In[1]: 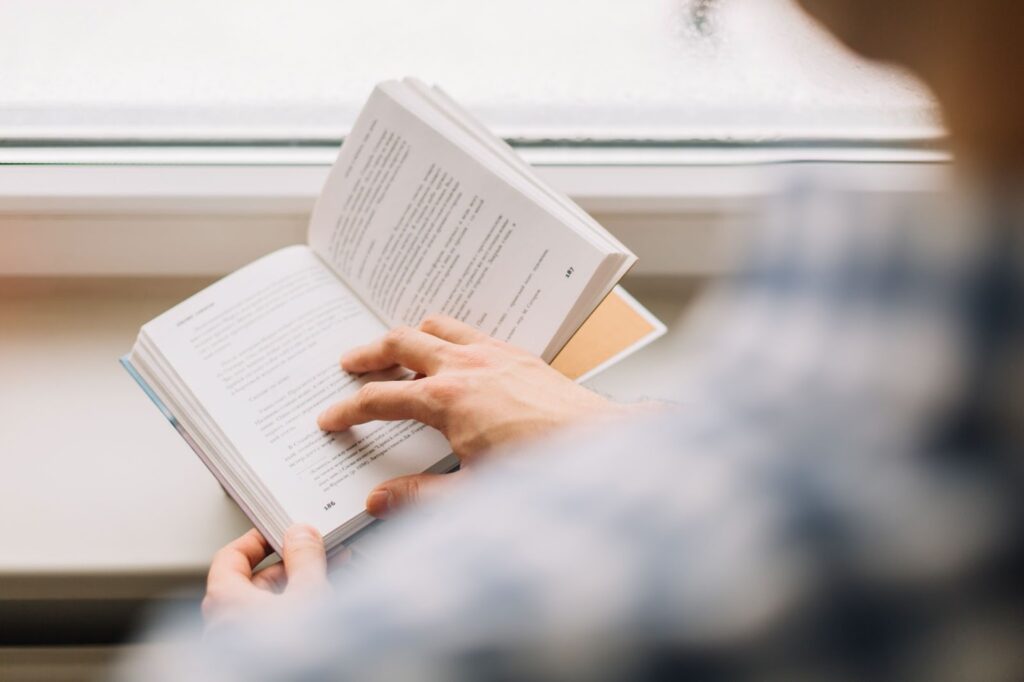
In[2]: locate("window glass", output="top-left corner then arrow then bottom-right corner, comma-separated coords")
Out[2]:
0,0 -> 938,144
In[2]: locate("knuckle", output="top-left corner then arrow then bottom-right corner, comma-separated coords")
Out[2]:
403,477 -> 421,504
425,376 -> 463,406
384,326 -> 412,350
449,433 -> 471,457
356,383 -> 381,409
452,345 -> 490,368
210,548 -> 230,567
420,314 -> 445,333
287,537 -> 318,554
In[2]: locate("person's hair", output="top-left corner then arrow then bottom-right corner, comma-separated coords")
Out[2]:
797,0 -> 1024,169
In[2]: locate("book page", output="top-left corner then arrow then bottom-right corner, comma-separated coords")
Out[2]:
141,246 -> 451,533
307,84 -> 610,360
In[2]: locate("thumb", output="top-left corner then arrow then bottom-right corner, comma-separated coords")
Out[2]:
365,472 -> 462,518
282,524 -> 327,594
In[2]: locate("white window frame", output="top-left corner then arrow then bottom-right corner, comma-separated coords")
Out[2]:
0,145 -> 949,278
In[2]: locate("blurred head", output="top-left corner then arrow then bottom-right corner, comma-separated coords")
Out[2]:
796,0 -> 1024,169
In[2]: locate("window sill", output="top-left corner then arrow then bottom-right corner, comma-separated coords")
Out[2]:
0,150 -> 949,277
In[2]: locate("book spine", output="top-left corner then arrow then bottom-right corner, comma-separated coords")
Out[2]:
118,356 -> 285,556
120,355 -> 178,425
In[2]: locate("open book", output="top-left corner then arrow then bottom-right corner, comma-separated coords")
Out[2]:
123,78 -> 665,555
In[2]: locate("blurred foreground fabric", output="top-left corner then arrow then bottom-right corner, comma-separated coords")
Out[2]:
121,170 -> 1023,681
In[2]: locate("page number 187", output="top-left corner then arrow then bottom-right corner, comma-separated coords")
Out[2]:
565,266 -> 574,279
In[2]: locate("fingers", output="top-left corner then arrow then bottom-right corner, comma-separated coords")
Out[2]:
419,315 -> 489,344
250,563 -> 287,593
208,528 -> 273,588
342,326 -> 451,375
365,471 -> 463,518
250,533 -> 347,593
341,318 -> 492,375
318,379 -> 434,431
282,524 -> 328,594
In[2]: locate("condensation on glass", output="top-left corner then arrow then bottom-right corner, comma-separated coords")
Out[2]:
0,0 -> 938,143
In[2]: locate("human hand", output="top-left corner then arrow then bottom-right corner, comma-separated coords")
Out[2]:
201,525 -> 336,631
317,315 -> 629,518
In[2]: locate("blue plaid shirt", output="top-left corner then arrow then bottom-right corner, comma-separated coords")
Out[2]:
124,170 -> 1024,681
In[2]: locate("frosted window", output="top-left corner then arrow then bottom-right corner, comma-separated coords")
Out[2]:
0,0 -> 939,143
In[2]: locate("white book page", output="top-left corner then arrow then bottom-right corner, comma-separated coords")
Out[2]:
141,246 -> 451,534
308,84 -> 608,360
407,78 -> 634,260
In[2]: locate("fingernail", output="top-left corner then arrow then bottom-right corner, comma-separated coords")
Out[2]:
367,489 -> 392,515
286,524 -> 318,544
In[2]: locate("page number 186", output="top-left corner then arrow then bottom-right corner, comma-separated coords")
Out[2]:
565,266 -> 574,279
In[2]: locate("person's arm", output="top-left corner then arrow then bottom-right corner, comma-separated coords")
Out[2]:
317,314 -> 642,517
122,408 -> 820,682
